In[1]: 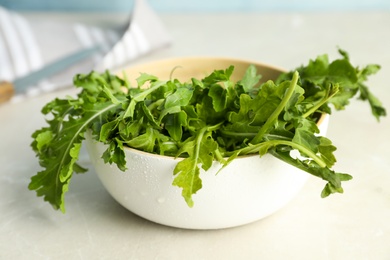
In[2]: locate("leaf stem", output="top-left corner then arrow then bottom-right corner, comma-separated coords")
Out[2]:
271,140 -> 326,167
214,148 -> 226,164
206,121 -> 224,132
219,129 -> 257,138
55,102 -> 120,212
302,83 -> 339,118
285,83 -> 339,132
251,71 -> 299,144
236,139 -> 327,168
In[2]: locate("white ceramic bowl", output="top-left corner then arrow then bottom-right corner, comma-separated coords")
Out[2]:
85,57 -> 329,229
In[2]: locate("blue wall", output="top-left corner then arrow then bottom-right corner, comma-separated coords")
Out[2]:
1,0 -> 389,12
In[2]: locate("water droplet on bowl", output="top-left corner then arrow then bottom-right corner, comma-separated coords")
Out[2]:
139,190 -> 148,196
157,197 -> 165,203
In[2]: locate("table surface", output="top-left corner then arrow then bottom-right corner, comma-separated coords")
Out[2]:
1,11 -> 390,260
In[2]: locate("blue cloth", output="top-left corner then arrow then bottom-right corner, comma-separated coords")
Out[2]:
1,0 -> 389,12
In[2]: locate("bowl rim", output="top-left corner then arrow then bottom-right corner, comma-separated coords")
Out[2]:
124,55 -> 288,77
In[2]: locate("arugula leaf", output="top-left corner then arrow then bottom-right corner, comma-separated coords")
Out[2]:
173,130 -> 204,207
361,89 -> 386,119
165,111 -> 187,142
173,127 -> 219,206
208,84 -> 228,112
102,138 -> 127,171
33,130 -> 53,153
251,71 -> 300,144
292,123 -> 320,154
277,48 -> 386,119
30,49 -> 386,212
317,137 -> 337,168
238,64 -> 262,92
203,66 -> 234,84
269,149 -> 352,198
125,127 -> 159,153
30,100 -> 119,212
123,79 -> 167,118
165,86 -> 193,109
173,157 -> 201,207
136,73 -> 158,86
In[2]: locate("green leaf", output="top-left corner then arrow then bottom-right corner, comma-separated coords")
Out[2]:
34,130 -> 53,153
356,63 -> 386,120
102,85 -> 121,104
191,78 -> 204,89
100,120 -> 119,143
158,106 -> 182,123
328,59 -> 358,84
252,80 -> 285,124
175,136 -> 196,158
292,127 -> 320,154
30,48 -> 385,212
337,48 -> 350,60
165,111 -> 187,141
302,54 -> 329,84
59,142 -> 83,182
141,102 -> 160,128
118,118 -> 143,140
29,98 -> 119,212
258,142 -> 274,157
291,118 -> 320,154
238,64 -> 261,92
198,131 -> 218,171
102,138 -> 127,171
252,72 -> 300,143
360,64 -> 381,79
318,137 -> 337,168
196,95 -> 225,126
173,157 -> 201,207
226,94 -> 258,131
172,127 -> 217,207
208,84 -> 227,112
123,99 -> 137,119
165,87 -> 193,109
269,149 -> 351,198
136,73 -> 158,86
203,65 -> 234,84
358,83 -> 386,120
126,127 -> 159,153
123,80 -> 167,118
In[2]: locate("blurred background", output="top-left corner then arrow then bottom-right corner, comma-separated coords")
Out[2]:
1,1 -> 390,260
1,0 -> 389,12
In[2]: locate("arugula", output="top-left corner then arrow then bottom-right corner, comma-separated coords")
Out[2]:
30,49 -> 386,212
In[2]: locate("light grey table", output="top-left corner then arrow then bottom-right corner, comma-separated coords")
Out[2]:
1,11 -> 390,259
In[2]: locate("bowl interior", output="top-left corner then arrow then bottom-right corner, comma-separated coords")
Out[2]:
121,57 -> 286,87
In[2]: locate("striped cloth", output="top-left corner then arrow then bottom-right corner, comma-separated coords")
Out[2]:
0,0 -> 171,101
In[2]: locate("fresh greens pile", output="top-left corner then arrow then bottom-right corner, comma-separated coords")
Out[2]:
30,49 -> 386,212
